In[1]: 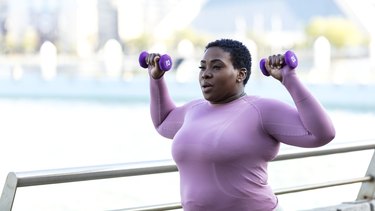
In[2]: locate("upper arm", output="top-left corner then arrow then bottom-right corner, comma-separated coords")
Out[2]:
155,100 -> 201,139
257,99 -> 327,148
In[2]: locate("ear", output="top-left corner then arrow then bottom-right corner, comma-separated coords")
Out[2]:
237,68 -> 247,83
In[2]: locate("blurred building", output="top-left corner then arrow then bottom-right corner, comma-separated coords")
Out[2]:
0,0 -> 198,55
0,0 -> 372,59
191,0 -> 344,34
0,0 -> 7,36
0,0 -> 117,54
98,0 -> 118,49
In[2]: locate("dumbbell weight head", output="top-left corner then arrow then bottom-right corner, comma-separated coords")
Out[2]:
284,50 -> 298,69
138,51 -> 149,68
159,54 -> 172,71
259,58 -> 270,76
138,51 -> 173,71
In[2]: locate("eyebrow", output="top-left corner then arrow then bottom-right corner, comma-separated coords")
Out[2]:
200,59 -> 223,64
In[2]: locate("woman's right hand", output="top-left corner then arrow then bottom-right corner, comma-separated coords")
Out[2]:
146,53 -> 165,79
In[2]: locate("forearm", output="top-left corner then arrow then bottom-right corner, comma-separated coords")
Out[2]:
282,71 -> 335,146
149,75 -> 176,128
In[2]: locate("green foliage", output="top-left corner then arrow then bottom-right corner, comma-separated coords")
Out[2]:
124,33 -> 155,54
123,28 -> 212,54
168,28 -> 211,49
305,17 -> 369,48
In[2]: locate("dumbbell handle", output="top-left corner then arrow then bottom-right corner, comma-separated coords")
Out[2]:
259,50 -> 298,76
138,51 -> 173,71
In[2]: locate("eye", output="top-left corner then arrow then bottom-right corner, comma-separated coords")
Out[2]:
212,65 -> 221,70
198,66 -> 206,71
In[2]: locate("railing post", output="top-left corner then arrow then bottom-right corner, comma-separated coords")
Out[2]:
357,150 -> 375,200
0,172 -> 18,211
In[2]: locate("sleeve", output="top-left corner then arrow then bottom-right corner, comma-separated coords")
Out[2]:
259,70 -> 336,148
149,75 -> 189,139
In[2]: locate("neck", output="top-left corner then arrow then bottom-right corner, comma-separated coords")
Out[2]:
230,91 -> 246,101
211,91 -> 246,104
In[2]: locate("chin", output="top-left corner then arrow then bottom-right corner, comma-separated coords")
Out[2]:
202,94 -> 216,103
202,94 -> 211,101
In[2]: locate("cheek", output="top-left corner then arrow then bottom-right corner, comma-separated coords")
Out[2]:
216,72 -> 237,86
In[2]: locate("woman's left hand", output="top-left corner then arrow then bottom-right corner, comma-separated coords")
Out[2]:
264,54 -> 291,82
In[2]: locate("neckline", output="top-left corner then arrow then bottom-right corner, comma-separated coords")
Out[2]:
207,93 -> 247,107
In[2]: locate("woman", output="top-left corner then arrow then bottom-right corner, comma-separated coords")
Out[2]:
146,39 -> 335,211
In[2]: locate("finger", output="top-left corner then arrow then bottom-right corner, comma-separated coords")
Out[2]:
276,54 -> 282,65
264,58 -> 272,74
275,56 -> 280,68
268,56 -> 274,69
275,55 -> 280,67
269,54 -> 283,69
153,55 -> 160,65
146,54 -> 153,66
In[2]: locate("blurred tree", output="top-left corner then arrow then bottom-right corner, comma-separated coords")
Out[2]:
123,33 -> 154,54
23,27 -> 39,54
5,31 -> 18,53
306,17 -> 369,48
123,28 -> 211,55
168,28 -> 211,52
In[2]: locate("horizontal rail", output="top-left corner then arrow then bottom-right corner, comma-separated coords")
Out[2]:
2,141 -> 375,211
12,160 -> 177,187
274,141 -> 375,161
116,202 -> 182,211
274,176 -> 373,195
120,176 -> 374,211
9,141 -> 375,187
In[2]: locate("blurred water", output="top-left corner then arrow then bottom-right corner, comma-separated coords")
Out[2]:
1,76 -> 375,210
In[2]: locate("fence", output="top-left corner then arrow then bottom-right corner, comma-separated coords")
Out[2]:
1,141 -> 375,211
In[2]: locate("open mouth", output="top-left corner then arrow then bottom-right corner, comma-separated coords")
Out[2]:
201,82 -> 213,92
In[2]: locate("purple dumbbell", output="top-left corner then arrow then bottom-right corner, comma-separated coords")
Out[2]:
259,50 -> 298,76
138,51 -> 173,71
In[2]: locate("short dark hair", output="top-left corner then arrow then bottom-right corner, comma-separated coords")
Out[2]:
205,39 -> 252,85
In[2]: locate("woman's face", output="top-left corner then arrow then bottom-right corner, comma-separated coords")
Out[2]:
199,47 -> 244,104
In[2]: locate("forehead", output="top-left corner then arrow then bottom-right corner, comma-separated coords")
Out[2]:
202,47 -> 231,63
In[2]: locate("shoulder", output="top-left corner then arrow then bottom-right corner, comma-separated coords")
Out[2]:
242,95 -> 292,111
241,95 -> 275,106
189,99 -> 206,106
180,99 -> 206,109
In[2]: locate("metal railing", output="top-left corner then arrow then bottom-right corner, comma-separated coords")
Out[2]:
1,141 -> 375,211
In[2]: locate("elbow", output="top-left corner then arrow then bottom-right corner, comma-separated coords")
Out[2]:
325,125 -> 336,143
315,127 -> 336,147
327,129 -> 336,142
156,125 -> 175,139
320,134 -> 335,147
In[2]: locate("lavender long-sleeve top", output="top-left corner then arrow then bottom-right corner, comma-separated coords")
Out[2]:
149,71 -> 335,211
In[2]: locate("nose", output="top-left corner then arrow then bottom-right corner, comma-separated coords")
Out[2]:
201,70 -> 212,79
